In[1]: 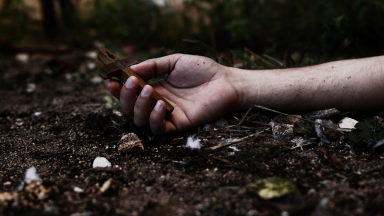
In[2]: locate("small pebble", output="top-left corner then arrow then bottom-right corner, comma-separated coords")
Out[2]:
73,187 -> 84,193
92,157 -> 111,168
339,117 -> 358,129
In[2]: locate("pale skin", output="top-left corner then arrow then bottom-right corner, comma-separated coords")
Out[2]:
108,54 -> 384,134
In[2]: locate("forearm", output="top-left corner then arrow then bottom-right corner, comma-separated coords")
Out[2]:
230,56 -> 384,112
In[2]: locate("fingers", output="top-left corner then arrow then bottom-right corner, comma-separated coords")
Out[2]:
120,76 -> 139,116
150,100 -> 178,135
130,54 -> 183,80
107,80 -> 123,99
149,100 -> 167,134
133,85 -> 154,127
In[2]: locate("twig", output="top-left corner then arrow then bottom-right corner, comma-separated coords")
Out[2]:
291,142 -> 317,149
262,54 -> 284,66
253,105 -> 349,132
210,128 -> 269,150
237,106 -> 253,125
244,48 -> 273,67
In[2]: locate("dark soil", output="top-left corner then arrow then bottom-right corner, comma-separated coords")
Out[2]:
1,54 -> 384,216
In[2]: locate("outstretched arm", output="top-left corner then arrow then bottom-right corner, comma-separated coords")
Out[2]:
236,55 -> 384,112
108,54 -> 384,134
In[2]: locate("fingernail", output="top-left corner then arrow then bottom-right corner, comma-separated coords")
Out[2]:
125,77 -> 134,88
155,101 -> 163,111
141,86 -> 149,97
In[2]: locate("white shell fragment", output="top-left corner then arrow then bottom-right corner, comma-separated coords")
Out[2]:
271,123 -> 294,140
339,117 -> 359,129
118,133 -> 144,154
92,157 -> 112,168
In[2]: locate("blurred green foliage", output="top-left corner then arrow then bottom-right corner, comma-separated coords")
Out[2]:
183,0 -> 384,63
80,0 -> 184,50
0,0 -> 34,42
1,0 -> 383,65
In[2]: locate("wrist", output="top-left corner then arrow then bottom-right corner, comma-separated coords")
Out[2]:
227,67 -> 292,112
225,67 -> 259,111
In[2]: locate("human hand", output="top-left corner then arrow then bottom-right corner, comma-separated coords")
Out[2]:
107,54 -> 242,134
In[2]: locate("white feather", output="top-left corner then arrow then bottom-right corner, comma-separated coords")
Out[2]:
186,136 -> 202,149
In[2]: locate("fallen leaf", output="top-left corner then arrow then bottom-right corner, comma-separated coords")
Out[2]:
319,147 -> 346,170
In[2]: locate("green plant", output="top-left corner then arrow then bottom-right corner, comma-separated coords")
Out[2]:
0,0 -> 34,43
348,121 -> 384,141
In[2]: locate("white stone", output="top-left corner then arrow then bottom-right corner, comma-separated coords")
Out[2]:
24,166 -> 40,184
73,187 -> 84,193
26,83 -> 36,93
15,53 -> 29,63
92,157 -> 111,168
91,76 -> 102,84
85,51 -> 98,59
339,117 -> 358,129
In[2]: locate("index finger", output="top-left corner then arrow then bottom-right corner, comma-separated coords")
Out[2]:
130,54 -> 184,80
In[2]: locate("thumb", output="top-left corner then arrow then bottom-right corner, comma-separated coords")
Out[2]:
130,54 -> 183,80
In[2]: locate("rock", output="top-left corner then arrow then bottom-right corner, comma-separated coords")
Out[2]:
24,166 -> 40,184
111,110 -> 124,125
0,192 -> 14,205
92,157 -> 112,168
15,53 -> 29,63
118,133 -> 144,154
91,76 -> 102,84
73,187 -> 84,193
26,83 -> 36,93
84,112 -> 105,130
25,181 -> 53,201
246,177 -> 301,200
319,119 -> 344,142
85,50 -> 98,59
271,123 -> 294,140
339,117 -> 358,129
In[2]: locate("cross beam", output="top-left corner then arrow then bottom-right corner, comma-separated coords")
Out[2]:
98,48 -> 174,115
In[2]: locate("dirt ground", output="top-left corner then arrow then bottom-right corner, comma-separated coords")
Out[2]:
1,53 -> 384,216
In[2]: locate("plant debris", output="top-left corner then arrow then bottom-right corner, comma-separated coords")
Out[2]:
246,177 -> 301,200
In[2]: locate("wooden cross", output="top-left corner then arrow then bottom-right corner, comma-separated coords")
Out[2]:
98,48 -> 174,115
